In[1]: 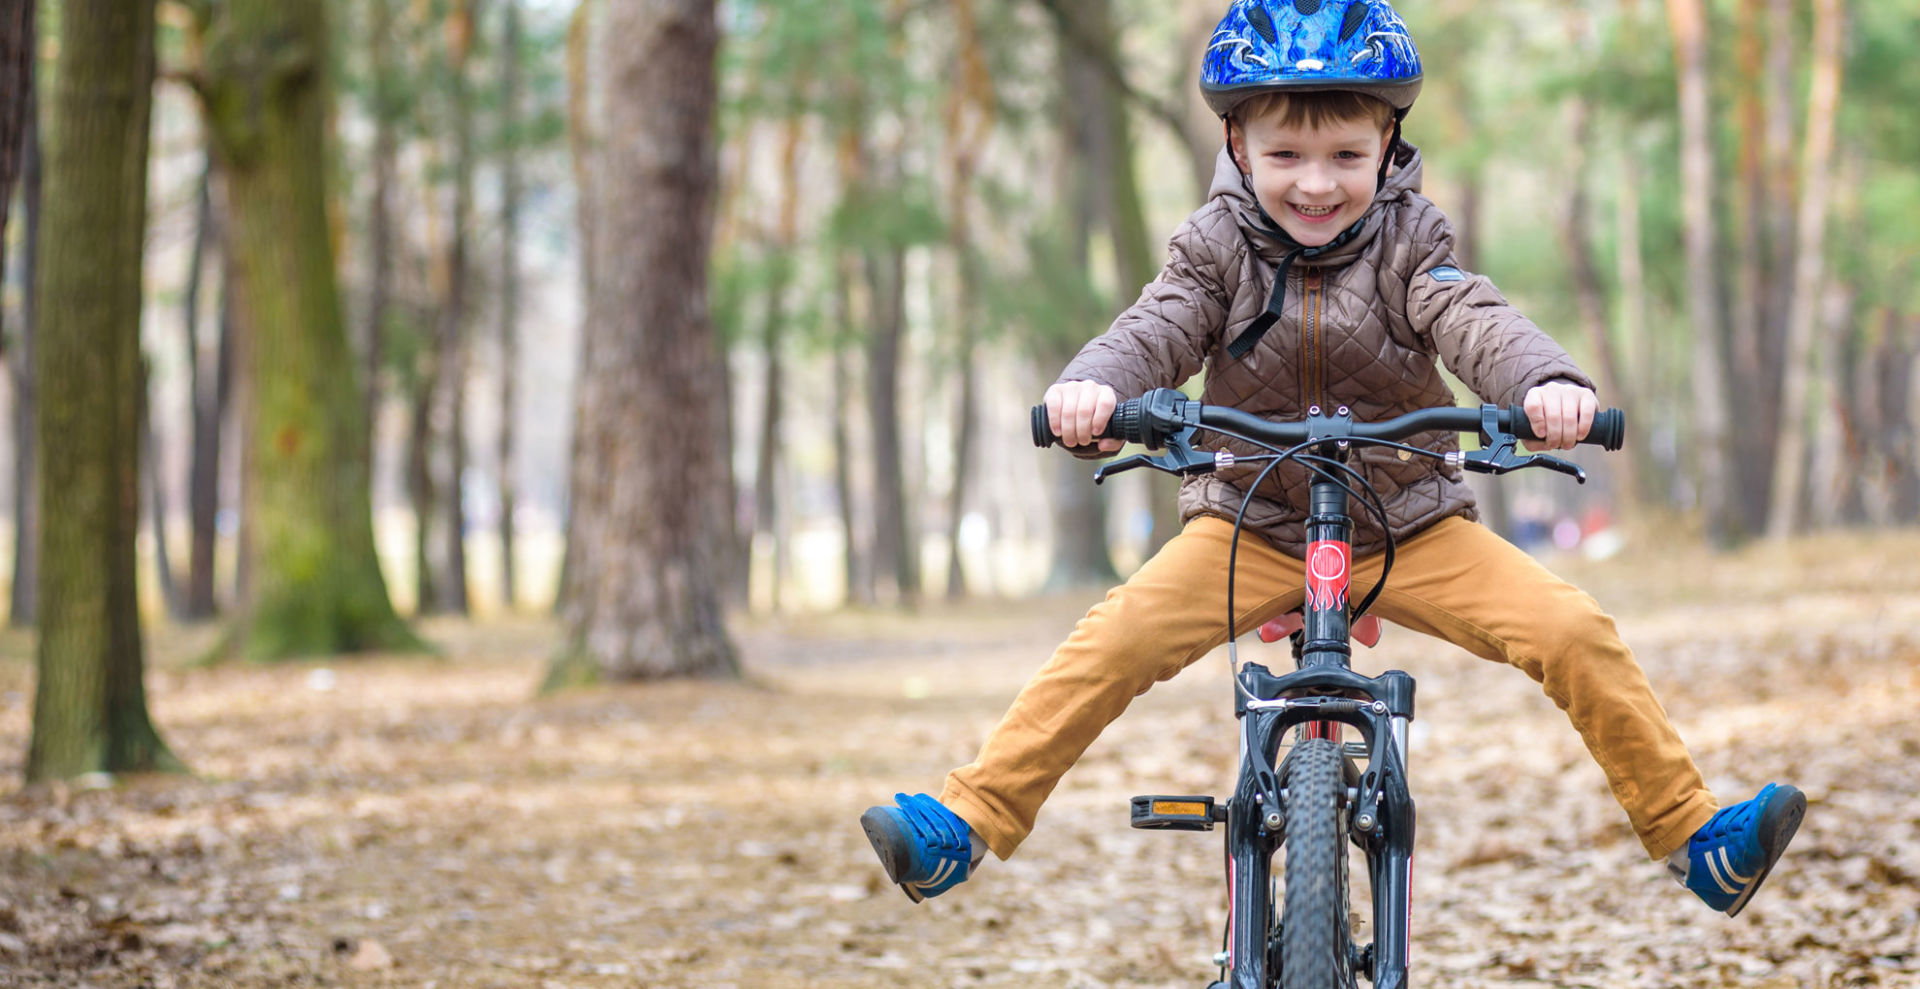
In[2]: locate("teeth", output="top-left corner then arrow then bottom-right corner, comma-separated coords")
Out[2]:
1294,204 -> 1337,216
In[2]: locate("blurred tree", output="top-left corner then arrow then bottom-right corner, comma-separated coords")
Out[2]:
1663,0 -> 1735,545
1764,0 -> 1844,539
194,0 -> 422,658
181,158 -> 227,620
1554,9 -> 1640,508
27,0 -> 181,781
941,0 -> 993,599
494,0 -> 523,610
363,0 -> 400,448
140,358 -> 185,617
548,0 -> 736,684
4,0 -> 37,627
1032,0 -> 1143,588
1,0 -> 29,335
749,116 -> 801,612
431,0 -> 480,616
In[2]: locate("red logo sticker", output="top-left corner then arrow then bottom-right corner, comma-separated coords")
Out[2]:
1305,540 -> 1350,612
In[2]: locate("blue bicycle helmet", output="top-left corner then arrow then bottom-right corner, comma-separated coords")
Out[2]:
1201,0 -> 1422,120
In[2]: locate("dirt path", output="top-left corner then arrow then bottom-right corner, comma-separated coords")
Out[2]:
2,532 -> 1918,988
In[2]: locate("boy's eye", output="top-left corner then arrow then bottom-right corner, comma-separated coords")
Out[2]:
1267,150 -> 1297,159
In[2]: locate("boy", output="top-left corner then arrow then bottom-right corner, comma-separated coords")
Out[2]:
861,0 -> 1803,918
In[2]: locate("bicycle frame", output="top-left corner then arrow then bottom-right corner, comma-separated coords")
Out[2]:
1042,387 -> 1621,989
1222,456 -> 1417,989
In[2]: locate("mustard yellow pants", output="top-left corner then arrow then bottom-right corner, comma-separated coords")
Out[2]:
942,515 -> 1717,862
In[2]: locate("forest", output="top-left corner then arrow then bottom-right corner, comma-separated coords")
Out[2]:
0,0 -> 1916,986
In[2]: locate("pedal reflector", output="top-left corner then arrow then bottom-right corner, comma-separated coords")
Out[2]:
1130,794 -> 1219,831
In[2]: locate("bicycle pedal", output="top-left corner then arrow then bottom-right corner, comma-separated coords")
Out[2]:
1130,795 -> 1223,831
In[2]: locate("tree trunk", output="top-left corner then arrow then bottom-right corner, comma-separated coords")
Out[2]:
1,0 -> 31,361
830,285 -> 870,607
9,103 -> 38,626
752,260 -> 789,611
1612,143 -> 1664,506
1038,0 -> 1125,588
1725,0 -> 1771,529
751,116 -> 803,612
495,0 -> 522,611
407,371 -> 438,613
865,244 -> 919,606
364,0 -> 398,449
180,159 -> 222,618
198,0 -> 420,659
1453,173 -> 1514,539
1556,94 -> 1642,508
433,0 -> 478,615
944,0 -> 992,598
1807,283 -> 1852,528
141,360 -> 184,617
27,0 -> 182,781
548,0 -> 736,685
552,0 -> 599,615
1889,314 -> 1920,523
1664,0 -> 1737,544
1763,0 -> 1843,540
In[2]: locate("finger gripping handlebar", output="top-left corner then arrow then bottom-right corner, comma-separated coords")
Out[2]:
1506,406 -> 1625,451
1030,389 -> 1183,448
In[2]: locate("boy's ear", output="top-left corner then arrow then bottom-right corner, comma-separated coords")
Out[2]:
1226,120 -> 1251,174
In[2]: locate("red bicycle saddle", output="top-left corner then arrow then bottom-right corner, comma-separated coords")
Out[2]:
1257,612 -> 1384,648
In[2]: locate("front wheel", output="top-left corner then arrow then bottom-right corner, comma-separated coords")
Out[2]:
1280,738 -> 1355,989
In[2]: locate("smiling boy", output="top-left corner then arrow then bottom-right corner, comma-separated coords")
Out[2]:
861,0 -> 1803,918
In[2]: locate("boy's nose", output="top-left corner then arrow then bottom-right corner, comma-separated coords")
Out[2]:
1296,166 -> 1337,195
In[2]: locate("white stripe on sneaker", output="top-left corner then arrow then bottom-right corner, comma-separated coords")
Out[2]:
1704,850 -> 1741,896
1717,847 -> 1755,884
920,858 -> 955,889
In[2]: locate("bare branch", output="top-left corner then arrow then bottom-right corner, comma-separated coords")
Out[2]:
1028,0 -> 1194,143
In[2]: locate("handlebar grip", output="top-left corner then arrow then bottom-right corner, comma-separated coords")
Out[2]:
1030,400 -> 1141,448
1506,405 -> 1626,451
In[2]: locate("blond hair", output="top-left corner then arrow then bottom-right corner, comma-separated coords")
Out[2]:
1230,90 -> 1395,135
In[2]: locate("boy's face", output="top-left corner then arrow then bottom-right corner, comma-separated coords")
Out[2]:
1229,112 -> 1391,247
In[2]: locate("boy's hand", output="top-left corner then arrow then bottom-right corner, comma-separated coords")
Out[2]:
1044,381 -> 1124,453
1522,381 -> 1598,450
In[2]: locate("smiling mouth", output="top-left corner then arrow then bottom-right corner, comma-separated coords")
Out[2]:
1291,203 -> 1340,218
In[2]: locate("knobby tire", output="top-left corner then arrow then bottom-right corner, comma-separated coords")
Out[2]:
1280,738 -> 1355,989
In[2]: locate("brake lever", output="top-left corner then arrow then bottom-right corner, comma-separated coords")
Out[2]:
1459,425 -> 1588,484
1092,425 -> 1215,484
1457,405 -> 1587,483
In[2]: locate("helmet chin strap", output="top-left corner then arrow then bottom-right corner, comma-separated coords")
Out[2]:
1227,197 -> 1366,360
1218,109 -> 1403,361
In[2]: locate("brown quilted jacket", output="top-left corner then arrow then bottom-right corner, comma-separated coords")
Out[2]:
1058,142 -> 1595,558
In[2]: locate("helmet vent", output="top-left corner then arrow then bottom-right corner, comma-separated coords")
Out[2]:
1340,2 -> 1369,40
1247,3 -> 1278,44
1294,0 -> 1322,15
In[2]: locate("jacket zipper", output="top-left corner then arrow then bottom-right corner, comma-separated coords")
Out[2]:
1302,270 -> 1325,412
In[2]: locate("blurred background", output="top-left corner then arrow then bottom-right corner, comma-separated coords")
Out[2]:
4,0 -> 1918,637
2,3 -> 1919,985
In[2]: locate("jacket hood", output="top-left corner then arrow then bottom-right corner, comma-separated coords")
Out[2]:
1208,140 -> 1425,263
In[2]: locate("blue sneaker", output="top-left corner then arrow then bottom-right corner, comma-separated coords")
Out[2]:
860,793 -> 975,902
1681,783 -> 1806,917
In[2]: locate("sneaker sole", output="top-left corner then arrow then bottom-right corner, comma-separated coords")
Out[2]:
1724,784 -> 1806,918
859,808 -> 926,903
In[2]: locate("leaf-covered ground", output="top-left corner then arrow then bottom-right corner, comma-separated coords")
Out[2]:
1,530 -> 1918,988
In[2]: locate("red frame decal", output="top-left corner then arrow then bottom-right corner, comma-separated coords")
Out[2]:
1305,539 -> 1351,613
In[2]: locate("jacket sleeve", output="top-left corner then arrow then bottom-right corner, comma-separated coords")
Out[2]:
1399,202 -> 1595,407
1056,209 -> 1229,401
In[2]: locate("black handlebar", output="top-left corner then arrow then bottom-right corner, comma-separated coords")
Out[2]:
1031,389 -> 1625,453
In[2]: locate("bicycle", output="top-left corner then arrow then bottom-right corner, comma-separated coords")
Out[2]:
1032,387 -> 1624,989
